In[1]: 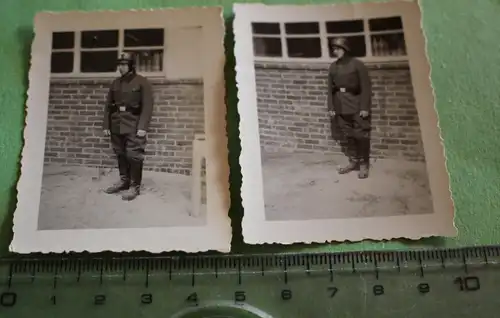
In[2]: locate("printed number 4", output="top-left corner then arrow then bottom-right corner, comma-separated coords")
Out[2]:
186,292 -> 198,306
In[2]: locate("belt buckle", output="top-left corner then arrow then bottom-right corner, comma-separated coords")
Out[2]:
119,106 -> 126,112
340,87 -> 346,93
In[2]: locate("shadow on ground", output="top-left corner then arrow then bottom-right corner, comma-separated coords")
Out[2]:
261,152 -> 433,221
38,164 -> 206,230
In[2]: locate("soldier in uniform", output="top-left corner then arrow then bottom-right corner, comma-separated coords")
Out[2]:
327,37 -> 373,179
102,52 -> 154,200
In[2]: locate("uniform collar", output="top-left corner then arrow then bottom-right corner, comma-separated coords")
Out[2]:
336,55 -> 352,64
120,71 -> 136,81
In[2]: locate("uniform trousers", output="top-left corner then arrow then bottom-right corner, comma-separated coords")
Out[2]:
336,113 -> 371,163
110,133 -> 147,186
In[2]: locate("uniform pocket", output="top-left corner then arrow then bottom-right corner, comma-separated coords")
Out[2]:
124,86 -> 141,114
130,87 -> 141,101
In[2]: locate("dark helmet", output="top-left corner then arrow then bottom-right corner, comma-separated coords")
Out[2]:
117,52 -> 136,67
331,37 -> 350,52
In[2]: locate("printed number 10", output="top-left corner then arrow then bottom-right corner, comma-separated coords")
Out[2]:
454,276 -> 480,292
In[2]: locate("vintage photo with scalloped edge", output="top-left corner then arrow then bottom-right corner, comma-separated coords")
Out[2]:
12,7 -> 231,253
234,1 -> 456,245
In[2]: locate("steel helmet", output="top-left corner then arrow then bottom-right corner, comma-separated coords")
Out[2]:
117,52 -> 136,66
330,37 -> 350,52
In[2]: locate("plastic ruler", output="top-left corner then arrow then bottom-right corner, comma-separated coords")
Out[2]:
0,245 -> 498,318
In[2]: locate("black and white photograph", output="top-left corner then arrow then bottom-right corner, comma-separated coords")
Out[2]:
12,8 -> 231,253
234,1 -> 456,244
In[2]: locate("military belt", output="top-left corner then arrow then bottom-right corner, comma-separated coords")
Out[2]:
336,87 -> 360,95
109,104 -> 141,115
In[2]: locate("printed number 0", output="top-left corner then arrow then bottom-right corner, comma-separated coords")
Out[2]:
0,292 -> 17,307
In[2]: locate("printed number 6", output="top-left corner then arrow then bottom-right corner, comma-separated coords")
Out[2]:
234,291 -> 246,302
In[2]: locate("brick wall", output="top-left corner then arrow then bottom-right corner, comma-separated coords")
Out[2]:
255,61 -> 425,161
44,78 -> 204,175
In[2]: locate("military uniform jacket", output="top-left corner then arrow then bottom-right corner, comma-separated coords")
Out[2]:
103,72 -> 154,135
327,56 -> 372,115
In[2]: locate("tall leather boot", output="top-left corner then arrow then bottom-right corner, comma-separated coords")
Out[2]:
104,155 -> 130,194
122,159 -> 143,201
358,137 -> 370,179
337,137 -> 359,174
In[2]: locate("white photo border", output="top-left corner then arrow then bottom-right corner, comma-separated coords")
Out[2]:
234,1 -> 456,245
11,7 -> 232,253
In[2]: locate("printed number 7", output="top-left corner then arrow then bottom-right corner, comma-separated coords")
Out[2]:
327,287 -> 338,298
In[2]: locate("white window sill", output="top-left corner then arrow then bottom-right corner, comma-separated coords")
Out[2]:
49,71 -> 166,79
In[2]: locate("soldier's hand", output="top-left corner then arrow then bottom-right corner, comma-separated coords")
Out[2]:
328,110 -> 336,117
103,129 -> 111,137
359,110 -> 369,118
136,130 -> 147,137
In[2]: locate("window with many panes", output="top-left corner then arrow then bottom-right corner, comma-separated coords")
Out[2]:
50,28 -> 165,76
251,16 -> 407,61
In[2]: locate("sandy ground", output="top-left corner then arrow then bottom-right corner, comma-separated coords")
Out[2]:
261,152 -> 434,221
37,164 -> 207,230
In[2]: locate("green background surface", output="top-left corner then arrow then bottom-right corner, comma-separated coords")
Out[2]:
0,0 -> 498,257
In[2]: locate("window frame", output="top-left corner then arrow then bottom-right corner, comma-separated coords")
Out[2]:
50,32 -> 76,74
50,28 -> 167,78
250,8 -> 410,64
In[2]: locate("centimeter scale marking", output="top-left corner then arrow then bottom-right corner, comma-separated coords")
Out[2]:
0,245 -> 498,316
0,245 -> 497,286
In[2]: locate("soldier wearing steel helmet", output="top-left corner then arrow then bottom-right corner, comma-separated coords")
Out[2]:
102,52 -> 154,201
327,37 -> 373,179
